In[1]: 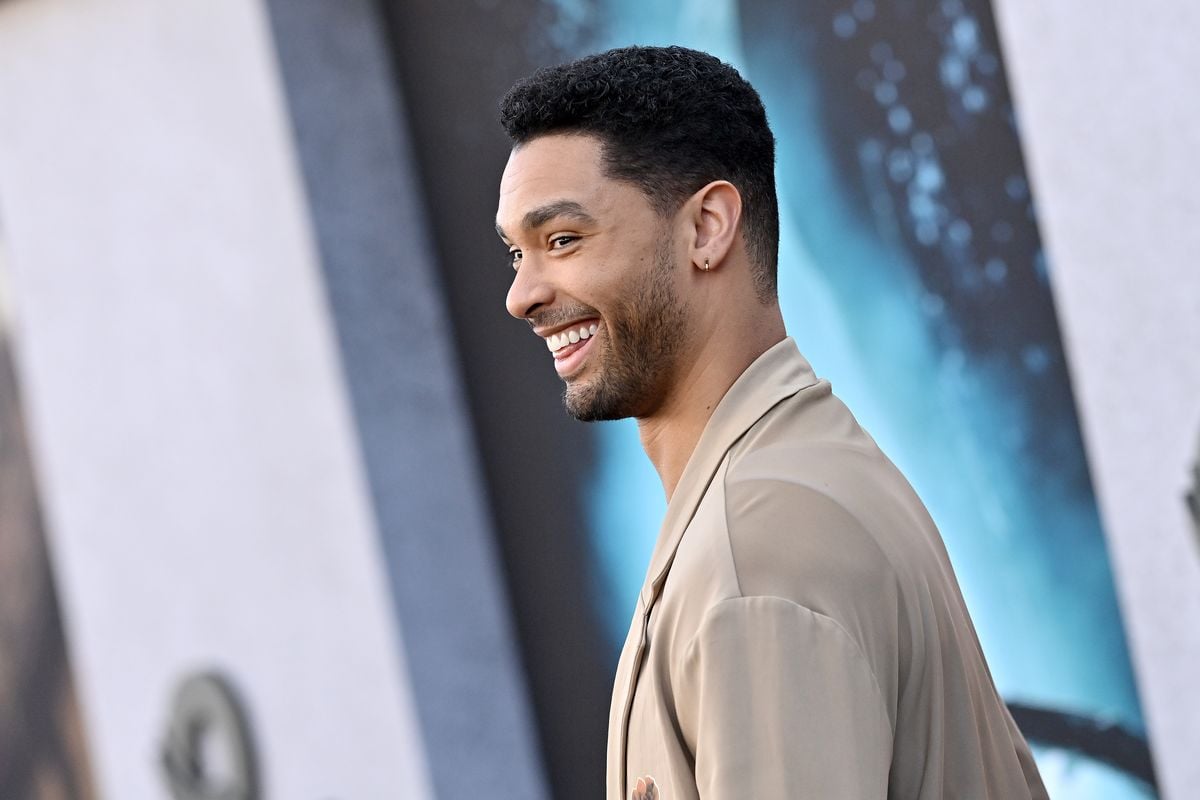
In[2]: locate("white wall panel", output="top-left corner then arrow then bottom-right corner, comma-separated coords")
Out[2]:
991,2 -> 1200,797
0,0 -> 433,797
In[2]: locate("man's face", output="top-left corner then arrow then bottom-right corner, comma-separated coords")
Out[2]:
497,134 -> 690,421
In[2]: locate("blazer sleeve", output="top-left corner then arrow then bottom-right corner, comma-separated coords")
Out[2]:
678,595 -> 893,800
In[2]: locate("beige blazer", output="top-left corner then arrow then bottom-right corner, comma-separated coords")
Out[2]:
605,338 -> 1048,799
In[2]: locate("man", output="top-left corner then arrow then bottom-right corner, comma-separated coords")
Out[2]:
496,46 -> 1048,800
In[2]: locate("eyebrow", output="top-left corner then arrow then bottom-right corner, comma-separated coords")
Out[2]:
495,200 -> 597,240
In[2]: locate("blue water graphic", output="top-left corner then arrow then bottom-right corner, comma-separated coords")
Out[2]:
540,1 -> 1153,795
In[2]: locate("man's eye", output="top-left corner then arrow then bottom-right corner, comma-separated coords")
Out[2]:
509,249 -> 523,269
551,235 -> 578,249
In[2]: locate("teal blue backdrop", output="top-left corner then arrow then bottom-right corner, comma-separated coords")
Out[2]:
538,1 -> 1156,797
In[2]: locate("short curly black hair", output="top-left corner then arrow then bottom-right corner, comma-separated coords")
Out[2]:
499,46 -> 779,300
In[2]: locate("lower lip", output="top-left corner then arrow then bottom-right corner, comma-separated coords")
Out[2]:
553,330 -> 597,377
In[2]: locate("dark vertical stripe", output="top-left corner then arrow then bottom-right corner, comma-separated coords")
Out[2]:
259,2 -> 545,797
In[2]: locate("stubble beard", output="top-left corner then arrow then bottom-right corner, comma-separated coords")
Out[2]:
564,238 -> 688,422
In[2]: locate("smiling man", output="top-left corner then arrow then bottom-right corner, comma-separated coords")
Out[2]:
495,46 -> 1047,800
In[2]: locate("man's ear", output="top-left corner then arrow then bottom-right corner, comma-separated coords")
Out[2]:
686,180 -> 742,272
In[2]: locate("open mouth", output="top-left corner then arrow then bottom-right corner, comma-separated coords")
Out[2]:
545,321 -> 600,377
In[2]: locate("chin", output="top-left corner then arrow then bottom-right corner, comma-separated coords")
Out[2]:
563,389 -> 625,422
562,375 -> 651,422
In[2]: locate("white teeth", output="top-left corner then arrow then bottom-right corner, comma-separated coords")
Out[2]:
544,323 -> 599,353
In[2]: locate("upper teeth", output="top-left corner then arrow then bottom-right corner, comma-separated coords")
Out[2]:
546,323 -> 599,352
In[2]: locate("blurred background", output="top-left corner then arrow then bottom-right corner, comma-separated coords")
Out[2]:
0,0 -> 1197,798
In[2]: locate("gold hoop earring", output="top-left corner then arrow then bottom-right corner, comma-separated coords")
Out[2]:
702,258 -> 711,271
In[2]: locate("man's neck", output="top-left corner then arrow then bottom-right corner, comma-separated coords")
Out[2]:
637,317 -> 785,501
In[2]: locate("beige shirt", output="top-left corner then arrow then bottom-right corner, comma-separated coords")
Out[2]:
606,338 -> 1048,800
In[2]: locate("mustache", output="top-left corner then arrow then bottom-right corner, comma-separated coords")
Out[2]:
526,304 -> 600,331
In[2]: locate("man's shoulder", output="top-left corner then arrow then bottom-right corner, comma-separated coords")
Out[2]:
712,404 -> 951,619
724,387 -> 943,567
718,458 -> 900,609
665,382 -> 950,643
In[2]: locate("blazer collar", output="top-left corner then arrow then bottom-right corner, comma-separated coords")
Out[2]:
637,337 -> 819,610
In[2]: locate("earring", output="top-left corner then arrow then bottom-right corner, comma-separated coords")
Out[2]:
702,258 -> 711,271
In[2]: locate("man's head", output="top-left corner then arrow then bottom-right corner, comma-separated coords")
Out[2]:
499,46 -> 778,299
495,47 -> 779,422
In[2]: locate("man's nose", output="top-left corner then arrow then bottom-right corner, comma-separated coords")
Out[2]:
505,260 -> 554,320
